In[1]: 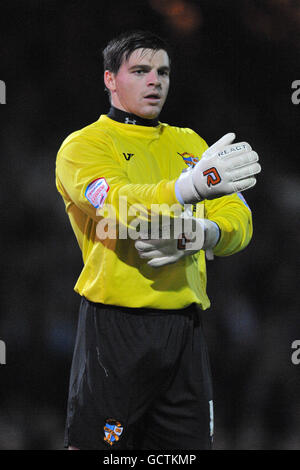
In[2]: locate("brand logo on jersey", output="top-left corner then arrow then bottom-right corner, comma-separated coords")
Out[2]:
124,117 -> 137,125
203,167 -> 221,186
104,419 -> 123,446
177,152 -> 199,167
123,152 -> 134,161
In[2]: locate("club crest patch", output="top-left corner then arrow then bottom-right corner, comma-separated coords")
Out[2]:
177,152 -> 199,167
85,178 -> 110,209
104,419 -> 123,446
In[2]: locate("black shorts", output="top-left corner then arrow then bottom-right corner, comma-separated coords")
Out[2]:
64,297 -> 213,450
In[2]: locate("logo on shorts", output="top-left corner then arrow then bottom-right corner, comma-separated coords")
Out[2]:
104,418 -> 123,446
177,152 -> 199,167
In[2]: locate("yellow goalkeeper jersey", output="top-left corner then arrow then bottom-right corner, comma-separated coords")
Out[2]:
55,114 -> 253,309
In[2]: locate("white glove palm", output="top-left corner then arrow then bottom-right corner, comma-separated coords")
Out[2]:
176,133 -> 261,204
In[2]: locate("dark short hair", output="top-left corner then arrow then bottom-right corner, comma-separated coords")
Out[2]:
102,30 -> 171,75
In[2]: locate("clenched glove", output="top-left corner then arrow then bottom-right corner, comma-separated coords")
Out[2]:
175,132 -> 261,204
135,209 -> 220,268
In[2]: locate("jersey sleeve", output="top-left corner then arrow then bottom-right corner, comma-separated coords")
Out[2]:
204,192 -> 253,257
56,133 -> 179,225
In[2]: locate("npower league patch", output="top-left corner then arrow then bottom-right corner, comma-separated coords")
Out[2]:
85,178 -> 110,209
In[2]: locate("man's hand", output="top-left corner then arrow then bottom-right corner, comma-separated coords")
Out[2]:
135,210 -> 220,268
175,133 -> 261,204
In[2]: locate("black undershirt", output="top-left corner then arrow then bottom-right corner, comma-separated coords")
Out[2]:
107,106 -> 159,127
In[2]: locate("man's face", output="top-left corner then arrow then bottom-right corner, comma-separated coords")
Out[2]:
105,48 -> 170,119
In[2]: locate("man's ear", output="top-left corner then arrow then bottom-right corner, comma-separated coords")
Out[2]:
104,70 -> 116,93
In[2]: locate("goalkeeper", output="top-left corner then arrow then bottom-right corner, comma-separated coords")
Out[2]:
56,30 -> 261,450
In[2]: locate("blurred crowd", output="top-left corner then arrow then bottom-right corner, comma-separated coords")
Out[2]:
0,0 -> 299,449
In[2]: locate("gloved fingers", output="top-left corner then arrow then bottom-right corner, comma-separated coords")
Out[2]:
232,177 -> 257,192
229,162 -> 261,181
135,238 -> 174,252
147,255 -> 180,268
135,240 -> 157,252
224,151 -> 259,170
202,132 -> 236,159
138,249 -> 164,259
216,142 -> 252,159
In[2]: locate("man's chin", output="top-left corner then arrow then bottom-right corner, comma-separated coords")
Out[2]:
137,107 -> 161,120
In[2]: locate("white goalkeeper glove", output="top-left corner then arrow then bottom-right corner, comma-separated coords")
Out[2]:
175,132 -> 261,204
135,210 -> 220,268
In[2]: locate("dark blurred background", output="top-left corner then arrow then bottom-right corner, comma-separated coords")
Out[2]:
0,0 -> 299,449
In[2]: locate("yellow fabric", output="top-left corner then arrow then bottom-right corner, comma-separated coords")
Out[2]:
56,114 -> 252,309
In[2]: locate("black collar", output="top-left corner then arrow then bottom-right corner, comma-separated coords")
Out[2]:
107,106 -> 159,127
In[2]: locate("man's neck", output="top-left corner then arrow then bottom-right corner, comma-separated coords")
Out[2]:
107,106 -> 159,127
